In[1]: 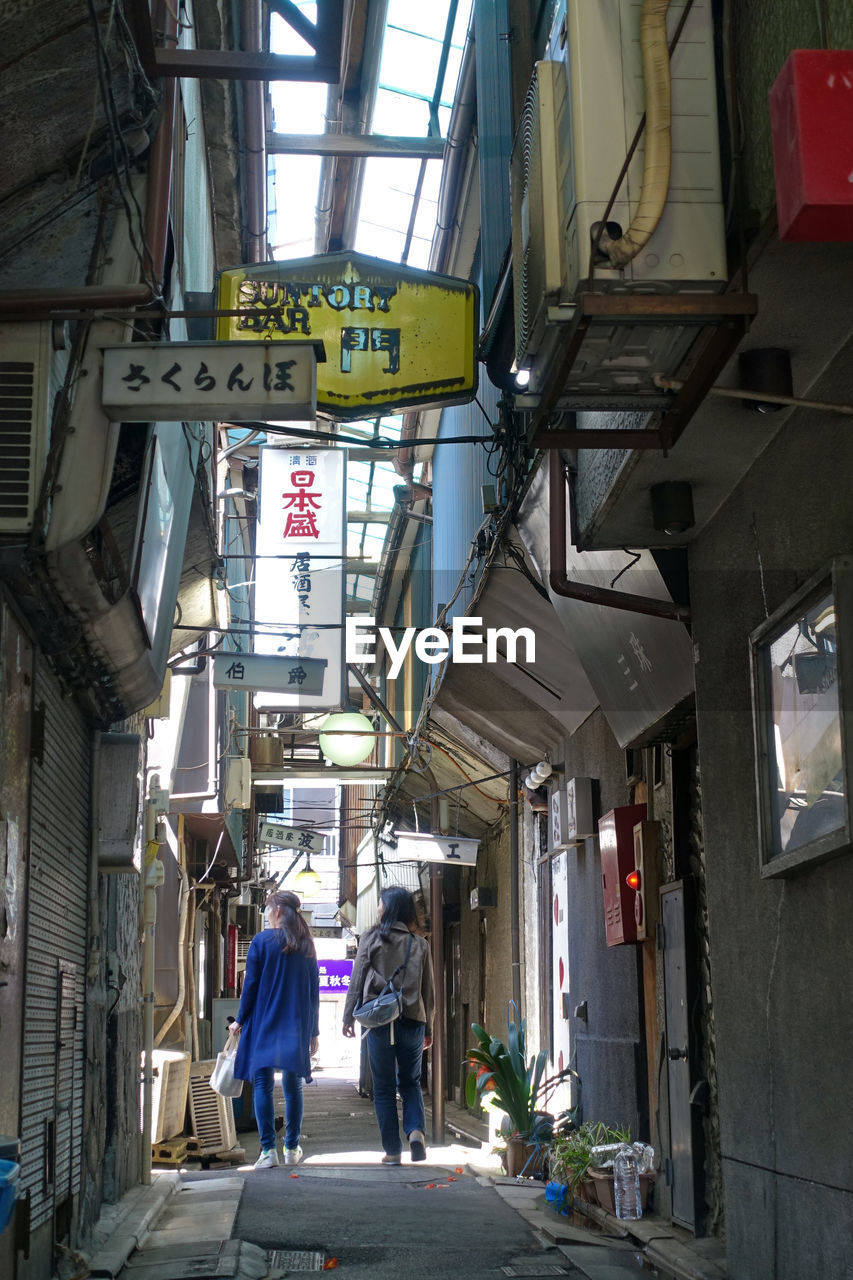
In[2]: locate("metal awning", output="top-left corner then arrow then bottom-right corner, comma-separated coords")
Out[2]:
517,460 -> 695,750
182,812 -> 240,877
428,541 -> 599,764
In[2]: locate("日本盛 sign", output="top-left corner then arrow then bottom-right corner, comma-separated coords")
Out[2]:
216,252 -> 478,419
253,447 -> 345,711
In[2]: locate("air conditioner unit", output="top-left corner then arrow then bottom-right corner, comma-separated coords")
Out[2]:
188,1060 -> 238,1154
225,756 -> 252,809
0,322 -> 55,532
511,0 -> 727,404
151,1049 -> 191,1143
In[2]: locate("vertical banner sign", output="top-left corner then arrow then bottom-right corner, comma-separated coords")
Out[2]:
254,448 -> 346,710
551,850 -> 572,1093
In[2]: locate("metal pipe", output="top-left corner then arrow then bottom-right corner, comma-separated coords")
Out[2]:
548,451 -> 691,624
600,0 -> 672,268
241,0 -> 267,262
430,864 -> 446,1145
346,662 -> 404,733
220,428 -> 263,460
509,758 -> 521,1013
154,860 -> 190,1047
140,777 -> 166,1184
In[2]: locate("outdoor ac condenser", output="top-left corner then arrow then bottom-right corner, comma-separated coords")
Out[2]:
0,322 -> 55,533
151,1049 -> 191,1144
189,1060 -> 238,1154
511,0 -> 726,374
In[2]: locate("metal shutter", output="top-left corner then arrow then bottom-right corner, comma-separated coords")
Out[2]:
20,654 -> 90,1233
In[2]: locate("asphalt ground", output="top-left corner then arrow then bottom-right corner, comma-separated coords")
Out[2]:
190,1063 -> 565,1278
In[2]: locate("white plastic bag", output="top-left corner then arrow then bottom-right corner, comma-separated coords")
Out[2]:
210,1031 -> 243,1098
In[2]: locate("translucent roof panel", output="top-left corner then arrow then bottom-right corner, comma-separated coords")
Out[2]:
264,0 -> 471,608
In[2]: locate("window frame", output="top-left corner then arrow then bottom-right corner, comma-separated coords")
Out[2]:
750,555 -> 853,877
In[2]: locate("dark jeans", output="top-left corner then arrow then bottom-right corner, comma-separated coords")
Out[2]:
253,1067 -> 303,1151
365,1017 -> 426,1156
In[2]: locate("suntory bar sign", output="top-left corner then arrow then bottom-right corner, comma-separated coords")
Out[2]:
217,252 -> 478,420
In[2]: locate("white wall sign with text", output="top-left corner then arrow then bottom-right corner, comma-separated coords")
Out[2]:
258,822 -> 326,854
254,448 -> 345,710
102,341 -> 318,420
392,831 -> 480,866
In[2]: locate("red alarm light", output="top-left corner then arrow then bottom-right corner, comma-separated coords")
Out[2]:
626,870 -> 641,891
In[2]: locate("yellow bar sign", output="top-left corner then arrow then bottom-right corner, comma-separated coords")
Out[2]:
217,252 -> 478,420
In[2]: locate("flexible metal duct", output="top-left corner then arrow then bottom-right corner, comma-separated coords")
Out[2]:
601,0 -> 672,268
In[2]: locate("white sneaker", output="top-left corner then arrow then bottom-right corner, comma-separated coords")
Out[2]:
284,1145 -> 303,1165
254,1148 -> 280,1169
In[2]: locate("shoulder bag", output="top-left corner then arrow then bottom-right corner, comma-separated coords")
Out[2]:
351,933 -> 414,1042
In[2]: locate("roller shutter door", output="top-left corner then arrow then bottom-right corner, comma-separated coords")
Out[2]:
19,654 -> 90,1234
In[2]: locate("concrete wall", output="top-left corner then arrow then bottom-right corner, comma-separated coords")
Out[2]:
689,399 -> 853,1275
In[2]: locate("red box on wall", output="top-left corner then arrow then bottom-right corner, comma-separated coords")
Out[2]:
769,50 -> 853,242
598,804 -> 647,946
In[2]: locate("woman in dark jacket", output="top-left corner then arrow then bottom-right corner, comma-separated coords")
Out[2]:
231,890 -> 319,1169
342,886 -> 434,1165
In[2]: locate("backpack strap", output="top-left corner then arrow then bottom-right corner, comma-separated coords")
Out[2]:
383,932 -> 414,993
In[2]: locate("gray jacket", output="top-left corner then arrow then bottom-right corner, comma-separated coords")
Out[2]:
344,921 -> 435,1031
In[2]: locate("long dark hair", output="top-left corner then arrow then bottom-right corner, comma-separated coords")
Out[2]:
376,885 -> 417,939
267,890 -> 316,958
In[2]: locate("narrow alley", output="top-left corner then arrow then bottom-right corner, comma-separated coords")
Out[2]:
80,1062 -> 725,1280
1,3 -> 851,1278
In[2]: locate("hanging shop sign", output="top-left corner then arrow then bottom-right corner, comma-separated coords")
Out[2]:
101,340 -> 319,420
258,821 -> 326,854
318,959 -> 352,989
253,446 -> 346,711
216,252 -> 479,419
392,831 -> 480,866
213,652 -> 327,695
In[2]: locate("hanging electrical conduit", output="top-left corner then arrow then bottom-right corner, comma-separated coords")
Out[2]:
599,0 -> 672,269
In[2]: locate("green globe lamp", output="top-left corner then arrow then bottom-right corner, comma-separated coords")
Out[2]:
318,711 -> 376,766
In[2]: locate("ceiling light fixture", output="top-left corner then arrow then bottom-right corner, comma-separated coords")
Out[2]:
318,710 -> 376,766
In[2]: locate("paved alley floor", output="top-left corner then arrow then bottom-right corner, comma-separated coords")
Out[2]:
94,1063 -> 724,1280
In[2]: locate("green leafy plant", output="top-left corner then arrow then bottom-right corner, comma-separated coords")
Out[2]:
549,1121 -> 632,1196
465,1004 -> 576,1142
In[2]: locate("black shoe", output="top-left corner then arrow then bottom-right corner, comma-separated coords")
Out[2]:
409,1130 -> 427,1162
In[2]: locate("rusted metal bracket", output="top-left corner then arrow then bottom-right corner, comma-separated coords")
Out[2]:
529,291 -> 758,451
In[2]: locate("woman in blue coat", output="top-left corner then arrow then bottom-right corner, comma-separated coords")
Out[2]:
231,890 -> 319,1168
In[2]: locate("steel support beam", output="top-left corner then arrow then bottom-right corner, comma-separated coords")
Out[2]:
268,133 -> 445,158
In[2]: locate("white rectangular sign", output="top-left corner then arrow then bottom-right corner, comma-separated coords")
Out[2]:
213,652 -> 328,695
258,822 -> 325,854
393,831 -> 480,866
254,448 -> 346,711
101,341 -> 318,420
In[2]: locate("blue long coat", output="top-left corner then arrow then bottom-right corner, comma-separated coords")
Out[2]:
233,930 -> 320,1082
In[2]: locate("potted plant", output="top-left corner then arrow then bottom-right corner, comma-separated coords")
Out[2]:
548,1121 -> 631,1208
466,1005 -> 576,1177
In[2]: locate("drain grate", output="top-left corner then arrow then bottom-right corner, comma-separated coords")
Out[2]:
268,1249 -> 327,1272
501,1266 -> 569,1277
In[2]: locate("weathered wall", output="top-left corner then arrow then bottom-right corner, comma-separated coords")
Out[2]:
556,708 -> 646,1135
689,383 -> 853,1275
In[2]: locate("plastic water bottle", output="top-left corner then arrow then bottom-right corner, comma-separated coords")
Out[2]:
613,1143 -> 642,1220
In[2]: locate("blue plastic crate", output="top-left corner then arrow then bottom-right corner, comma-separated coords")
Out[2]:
0,1160 -> 20,1235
